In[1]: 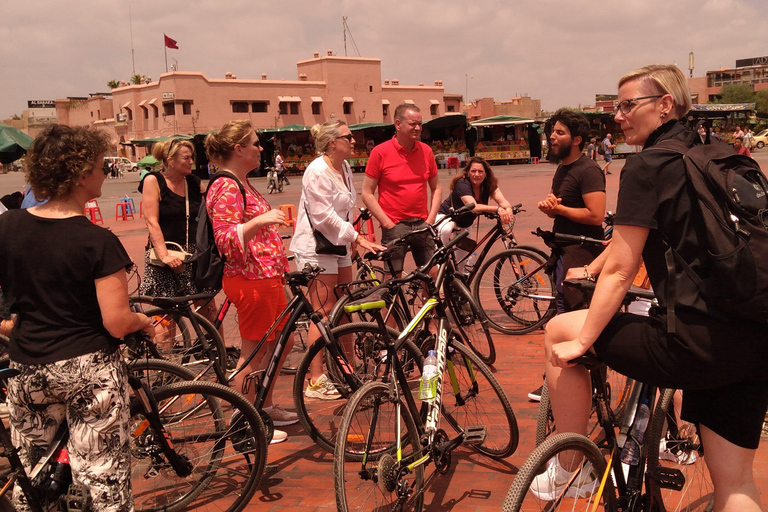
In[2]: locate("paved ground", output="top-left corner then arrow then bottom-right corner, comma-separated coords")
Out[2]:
1,153 -> 767,510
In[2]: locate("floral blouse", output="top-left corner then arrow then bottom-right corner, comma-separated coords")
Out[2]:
206,176 -> 289,280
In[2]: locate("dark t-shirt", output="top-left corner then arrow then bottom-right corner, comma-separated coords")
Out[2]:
139,172 -> 202,248
438,177 -> 490,228
615,120 -> 738,319
551,154 -> 605,239
0,210 -> 132,364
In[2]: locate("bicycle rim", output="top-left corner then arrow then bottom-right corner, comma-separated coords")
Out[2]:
502,433 -> 614,512
333,381 -> 425,512
646,388 -> 713,512
446,279 -> 496,365
130,381 -> 267,512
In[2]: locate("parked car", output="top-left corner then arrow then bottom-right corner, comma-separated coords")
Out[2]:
751,128 -> 768,150
105,156 -> 138,172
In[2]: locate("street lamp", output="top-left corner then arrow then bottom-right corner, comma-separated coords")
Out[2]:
689,51 -> 695,78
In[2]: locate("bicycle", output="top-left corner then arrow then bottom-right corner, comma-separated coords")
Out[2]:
0,336 -> 268,512
332,230 -> 519,512
502,348 -> 713,512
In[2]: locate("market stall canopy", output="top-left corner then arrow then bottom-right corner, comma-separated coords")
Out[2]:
348,122 -> 393,131
470,115 -> 535,127
424,113 -> 467,131
261,124 -> 311,133
127,134 -> 193,146
137,155 -> 160,168
0,123 -> 34,164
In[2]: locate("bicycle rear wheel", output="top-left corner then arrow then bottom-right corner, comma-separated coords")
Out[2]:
502,432 -> 613,512
472,248 -> 555,335
434,333 -> 518,459
128,358 -> 196,390
333,381 -> 425,512
446,278 -> 495,365
294,322 -> 423,454
130,381 -> 267,512
646,388 -> 714,512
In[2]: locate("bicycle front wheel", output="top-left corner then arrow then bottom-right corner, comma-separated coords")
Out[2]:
446,278 -> 495,365
294,322 -> 423,455
130,381 -> 267,512
472,248 -> 556,335
439,335 -> 518,458
502,432 -> 614,512
646,388 -> 713,512
334,381 -> 425,512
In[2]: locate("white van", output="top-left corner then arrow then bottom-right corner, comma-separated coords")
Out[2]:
105,157 -> 137,172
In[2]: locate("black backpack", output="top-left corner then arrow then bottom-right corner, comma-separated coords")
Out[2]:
597,140 -> 606,155
189,171 -> 246,290
655,139 -> 768,332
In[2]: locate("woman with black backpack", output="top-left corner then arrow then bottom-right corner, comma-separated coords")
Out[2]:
541,64 -> 767,511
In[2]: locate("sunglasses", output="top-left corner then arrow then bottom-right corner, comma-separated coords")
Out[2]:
337,134 -> 354,142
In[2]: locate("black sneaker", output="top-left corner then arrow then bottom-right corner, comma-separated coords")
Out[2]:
528,385 -> 543,402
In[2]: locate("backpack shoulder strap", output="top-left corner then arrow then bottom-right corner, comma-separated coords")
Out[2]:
206,171 -> 247,210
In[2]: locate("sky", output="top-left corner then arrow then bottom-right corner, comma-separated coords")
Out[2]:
2,0 -> 767,121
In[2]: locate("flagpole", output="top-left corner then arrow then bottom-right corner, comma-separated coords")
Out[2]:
164,37 -> 168,73
129,3 -> 136,75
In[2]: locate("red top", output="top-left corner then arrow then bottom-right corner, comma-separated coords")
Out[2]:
365,137 -> 438,223
735,146 -> 752,158
207,177 -> 289,280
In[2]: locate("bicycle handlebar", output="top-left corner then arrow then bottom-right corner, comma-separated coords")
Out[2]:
534,228 -> 609,248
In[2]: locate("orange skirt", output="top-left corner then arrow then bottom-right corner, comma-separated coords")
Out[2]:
222,275 -> 288,341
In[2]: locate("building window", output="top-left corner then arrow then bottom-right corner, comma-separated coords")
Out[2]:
290,102 -> 299,115
163,102 -> 175,116
252,101 -> 269,113
383,105 -> 389,117
430,104 -> 438,116
151,105 -> 158,118
369,85 -> 373,92
182,102 -> 192,115
91,111 -> 94,118
143,107 -> 149,119
312,102 -> 321,115
125,107 -> 133,121
447,105 -> 455,112
343,102 -> 352,115
232,102 -> 249,113
278,101 -> 287,115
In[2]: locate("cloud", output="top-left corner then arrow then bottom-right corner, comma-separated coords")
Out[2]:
1,0 -> 766,119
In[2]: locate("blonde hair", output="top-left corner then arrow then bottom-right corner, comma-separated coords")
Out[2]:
204,120 -> 254,162
618,64 -> 692,119
151,138 -> 194,167
310,119 -> 347,155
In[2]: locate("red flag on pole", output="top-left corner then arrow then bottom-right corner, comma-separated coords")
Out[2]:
164,34 -> 178,49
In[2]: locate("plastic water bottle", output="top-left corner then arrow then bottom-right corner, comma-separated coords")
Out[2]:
419,350 -> 439,401
621,399 -> 650,465
463,251 -> 479,274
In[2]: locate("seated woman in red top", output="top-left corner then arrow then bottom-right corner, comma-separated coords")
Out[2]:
204,120 -> 294,443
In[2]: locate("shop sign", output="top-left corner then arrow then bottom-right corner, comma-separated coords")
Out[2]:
28,100 -> 55,108
162,92 -> 175,99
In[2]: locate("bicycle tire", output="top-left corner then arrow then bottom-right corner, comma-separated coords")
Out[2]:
472,248 -> 556,335
535,371 -> 634,447
127,358 -> 197,390
646,388 -> 714,512
294,322 -> 423,455
140,307 -> 228,378
501,432 -> 615,512
130,380 -> 267,512
333,381 -> 425,512
439,334 -> 518,458
446,277 -> 496,365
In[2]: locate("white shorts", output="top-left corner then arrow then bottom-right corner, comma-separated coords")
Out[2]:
294,251 -> 352,274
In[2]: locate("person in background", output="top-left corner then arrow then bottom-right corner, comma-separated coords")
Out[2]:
743,128 -> 754,150
290,120 -> 384,400
601,133 -> 616,175
544,64 -> 767,512
732,125 -> 745,141
138,139 -> 218,320
0,124 -> 154,511
733,136 -> 751,157
435,156 -> 514,269
586,137 -> 598,160
204,120 -> 295,444
274,151 -> 289,186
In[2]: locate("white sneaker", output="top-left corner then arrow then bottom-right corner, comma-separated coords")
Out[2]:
304,374 -> 342,400
530,457 -> 598,501
658,438 -> 698,465
270,429 -> 288,445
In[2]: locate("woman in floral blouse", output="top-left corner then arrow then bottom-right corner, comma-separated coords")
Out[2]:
204,120 -> 294,443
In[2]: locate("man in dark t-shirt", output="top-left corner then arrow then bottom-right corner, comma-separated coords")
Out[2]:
529,110 -> 606,400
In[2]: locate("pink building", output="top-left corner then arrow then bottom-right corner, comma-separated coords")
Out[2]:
92,51 -> 460,161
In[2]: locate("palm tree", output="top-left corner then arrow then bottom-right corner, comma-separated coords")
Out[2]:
130,74 -> 144,85
107,80 -> 120,89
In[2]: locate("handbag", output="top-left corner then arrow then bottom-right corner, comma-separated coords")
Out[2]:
304,201 -> 347,257
149,179 -> 192,268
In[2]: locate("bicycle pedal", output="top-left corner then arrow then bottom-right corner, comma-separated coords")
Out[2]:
462,426 -> 486,445
60,482 -> 91,512
648,466 -> 685,491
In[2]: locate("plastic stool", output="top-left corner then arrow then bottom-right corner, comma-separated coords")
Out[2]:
84,200 -> 103,225
120,196 -> 137,214
279,204 -> 297,226
530,157 -> 539,164
115,203 -> 135,221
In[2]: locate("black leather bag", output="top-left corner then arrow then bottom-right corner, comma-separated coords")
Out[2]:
304,203 -> 347,256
